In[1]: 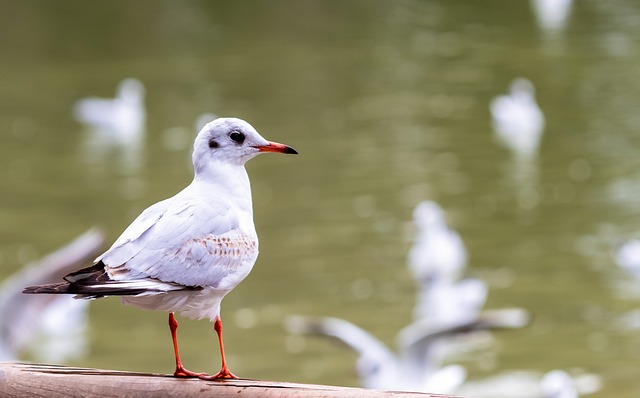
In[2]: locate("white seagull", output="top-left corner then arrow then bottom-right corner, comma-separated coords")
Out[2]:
24,117 -> 298,380
286,309 -> 529,394
408,201 -> 481,323
530,0 -> 574,35
408,201 -> 467,286
490,78 -> 545,158
74,78 -> 147,173
73,78 -> 146,137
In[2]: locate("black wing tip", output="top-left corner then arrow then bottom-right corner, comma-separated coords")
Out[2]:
22,262 -> 107,295
64,261 -> 107,283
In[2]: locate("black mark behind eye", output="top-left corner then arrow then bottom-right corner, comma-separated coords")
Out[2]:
208,139 -> 219,148
229,131 -> 245,144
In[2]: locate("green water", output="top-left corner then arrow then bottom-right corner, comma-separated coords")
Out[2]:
2,0 -> 640,396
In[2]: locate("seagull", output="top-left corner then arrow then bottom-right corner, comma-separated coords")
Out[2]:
73,78 -> 146,137
408,201 -> 467,286
24,117 -> 298,380
490,78 -> 545,158
74,78 -> 146,173
408,201 -> 478,322
286,309 -> 529,394
530,0 -> 574,35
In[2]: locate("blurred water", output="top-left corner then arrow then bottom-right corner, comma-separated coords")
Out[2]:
2,0 -> 640,396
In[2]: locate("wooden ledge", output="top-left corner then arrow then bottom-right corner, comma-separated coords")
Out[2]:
0,363 -> 464,398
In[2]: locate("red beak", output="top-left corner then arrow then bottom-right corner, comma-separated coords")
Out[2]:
255,141 -> 298,154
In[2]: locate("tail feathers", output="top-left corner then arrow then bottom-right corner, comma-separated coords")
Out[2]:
23,261 -> 199,299
23,282 -> 73,294
22,281 -> 166,298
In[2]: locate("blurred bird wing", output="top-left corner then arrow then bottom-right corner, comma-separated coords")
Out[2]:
286,315 -> 397,366
97,193 -> 257,287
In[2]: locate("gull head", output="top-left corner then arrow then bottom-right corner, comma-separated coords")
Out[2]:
413,201 -> 446,228
192,117 -> 297,173
509,78 -> 536,100
117,78 -> 145,103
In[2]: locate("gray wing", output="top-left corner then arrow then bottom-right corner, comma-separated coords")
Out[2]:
97,195 -> 258,288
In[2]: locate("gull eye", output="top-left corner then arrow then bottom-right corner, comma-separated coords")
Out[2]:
229,131 -> 245,144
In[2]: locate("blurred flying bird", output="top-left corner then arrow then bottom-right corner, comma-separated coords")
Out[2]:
24,118 -> 298,380
286,309 -> 529,394
0,229 -> 103,362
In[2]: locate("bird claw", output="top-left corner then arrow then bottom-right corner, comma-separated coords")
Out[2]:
173,367 -> 207,378
198,369 -> 238,380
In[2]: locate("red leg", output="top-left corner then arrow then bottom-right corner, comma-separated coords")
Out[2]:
168,312 -> 205,378
199,314 -> 238,380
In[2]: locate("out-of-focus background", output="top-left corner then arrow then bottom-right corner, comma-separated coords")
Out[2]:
1,0 -> 640,396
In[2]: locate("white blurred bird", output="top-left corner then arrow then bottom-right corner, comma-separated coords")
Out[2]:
408,201 -> 467,285
490,78 -> 545,158
540,370 -> 578,398
530,0 -> 574,35
0,229 -> 103,362
24,117 -> 297,380
615,239 -> 640,278
286,309 -> 529,394
408,201 -> 477,322
73,78 -> 146,137
414,277 -> 488,325
459,369 -> 600,398
74,78 -> 146,173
